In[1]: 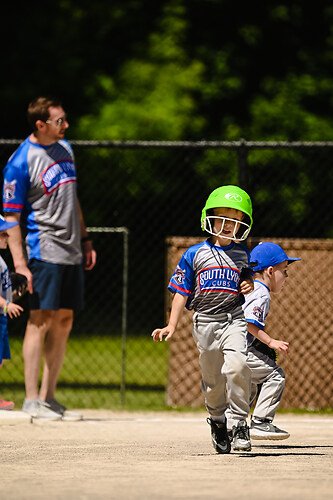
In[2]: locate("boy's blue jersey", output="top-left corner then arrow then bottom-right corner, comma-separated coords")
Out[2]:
3,137 -> 82,265
242,280 -> 271,346
168,239 -> 251,314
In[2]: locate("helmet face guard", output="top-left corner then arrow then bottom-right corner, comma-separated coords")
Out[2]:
201,185 -> 253,241
203,215 -> 252,242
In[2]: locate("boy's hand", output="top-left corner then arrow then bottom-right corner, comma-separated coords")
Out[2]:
239,278 -> 254,294
152,325 -> 175,342
6,302 -> 24,318
268,339 -> 289,354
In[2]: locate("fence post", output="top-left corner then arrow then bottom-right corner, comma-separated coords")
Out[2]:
120,228 -> 129,406
237,138 -> 249,190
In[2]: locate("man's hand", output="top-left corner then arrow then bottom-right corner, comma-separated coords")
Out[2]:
14,264 -> 33,294
82,240 -> 97,270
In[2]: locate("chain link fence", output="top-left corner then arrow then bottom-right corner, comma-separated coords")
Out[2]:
0,139 -> 332,410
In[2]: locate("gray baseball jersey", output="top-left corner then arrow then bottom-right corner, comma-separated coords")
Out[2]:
168,239 -> 251,314
3,137 -> 82,265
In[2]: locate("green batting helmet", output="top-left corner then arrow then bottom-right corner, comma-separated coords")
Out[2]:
201,185 -> 253,231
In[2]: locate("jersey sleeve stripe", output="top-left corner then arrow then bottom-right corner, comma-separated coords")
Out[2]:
246,318 -> 265,328
168,282 -> 192,295
3,203 -> 24,210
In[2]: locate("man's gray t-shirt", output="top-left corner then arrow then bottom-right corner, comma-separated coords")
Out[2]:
3,137 -> 82,265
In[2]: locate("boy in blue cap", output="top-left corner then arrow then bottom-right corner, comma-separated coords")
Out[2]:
0,215 -> 24,409
243,242 -> 301,439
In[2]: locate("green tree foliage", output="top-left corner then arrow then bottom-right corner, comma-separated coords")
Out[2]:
2,0 -> 333,142
1,0 -> 333,240
74,2 -> 206,140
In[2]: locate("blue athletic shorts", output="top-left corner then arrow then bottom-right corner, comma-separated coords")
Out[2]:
28,259 -> 84,311
0,316 -> 10,362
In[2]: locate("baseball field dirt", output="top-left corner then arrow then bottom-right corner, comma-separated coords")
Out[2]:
0,411 -> 332,499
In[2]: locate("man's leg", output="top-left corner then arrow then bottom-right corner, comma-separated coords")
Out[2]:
23,310 -> 54,400
39,309 -> 73,401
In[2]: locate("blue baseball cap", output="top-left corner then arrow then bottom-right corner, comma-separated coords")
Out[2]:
0,214 -> 18,232
250,242 -> 301,271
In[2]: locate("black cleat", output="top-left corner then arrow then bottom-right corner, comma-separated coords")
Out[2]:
207,417 -> 231,454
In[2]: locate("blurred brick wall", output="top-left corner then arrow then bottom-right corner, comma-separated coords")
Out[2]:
165,237 -> 333,410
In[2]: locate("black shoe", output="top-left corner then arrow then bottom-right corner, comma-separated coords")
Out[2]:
232,419 -> 251,451
206,417 -> 231,454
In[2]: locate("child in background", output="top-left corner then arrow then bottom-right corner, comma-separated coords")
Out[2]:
244,242 -> 301,439
0,215 -> 24,410
152,185 -> 254,454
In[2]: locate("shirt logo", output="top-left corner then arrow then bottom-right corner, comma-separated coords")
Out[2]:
41,160 -> 76,195
4,180 -> 17,201
198,266 -> 240,294
174,266 -> 186,285
253,305 -> 264,321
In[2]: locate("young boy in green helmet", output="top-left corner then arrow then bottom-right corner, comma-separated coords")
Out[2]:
152,185 -> 254,454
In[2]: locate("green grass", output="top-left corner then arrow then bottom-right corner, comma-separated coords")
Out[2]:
0,334 -> 169,410
1,335 -> 332,414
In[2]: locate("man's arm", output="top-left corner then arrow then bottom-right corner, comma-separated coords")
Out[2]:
78,201 -> 97,270
4,212 -> 33,293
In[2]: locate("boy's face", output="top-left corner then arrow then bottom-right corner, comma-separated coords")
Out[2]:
212,207 -> 244,246
0,231 -> 9,250
270,260 -> 288,293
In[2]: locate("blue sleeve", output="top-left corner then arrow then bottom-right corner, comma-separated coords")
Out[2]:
168,247 -> 196,296
3,144 -> 30,213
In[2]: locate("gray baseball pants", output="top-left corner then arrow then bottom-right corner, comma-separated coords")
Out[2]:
192,307 -> 251,429
247,348 -> 286,422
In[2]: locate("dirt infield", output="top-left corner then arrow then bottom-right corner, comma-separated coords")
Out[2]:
1,411 -> 332,500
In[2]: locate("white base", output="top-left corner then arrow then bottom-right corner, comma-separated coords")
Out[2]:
0,410 -> 32,424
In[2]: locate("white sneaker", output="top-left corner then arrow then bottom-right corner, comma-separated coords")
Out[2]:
232,419 -> 252,451
22,398 -> 62,420
45,398 -> 83,422
250,418 -> 290,440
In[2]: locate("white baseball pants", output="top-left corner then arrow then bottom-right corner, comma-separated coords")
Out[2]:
192,307 -> 251,429
247,348 -> 286,421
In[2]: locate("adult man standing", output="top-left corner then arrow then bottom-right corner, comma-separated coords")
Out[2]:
3,97 -> 97,420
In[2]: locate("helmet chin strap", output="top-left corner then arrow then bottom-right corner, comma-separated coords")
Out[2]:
204,216 -> 251,242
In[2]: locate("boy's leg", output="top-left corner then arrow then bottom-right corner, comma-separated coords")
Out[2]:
221,315 -> 251,429
247,349 -> 285,421
247,349 -> 289,440
221,313 -> 252,451
193,311 -> 251,452
196,344 -> 227,417
193,317 -> 230,454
